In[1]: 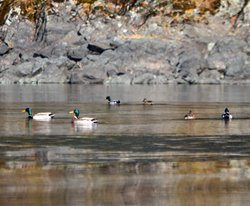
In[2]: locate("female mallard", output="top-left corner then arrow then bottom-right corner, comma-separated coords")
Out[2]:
142,98 -> 153,105
69,109 -> 97,125
106,96 -> 120,105
221,108 -> 233,120
22,108 -> 54,120
184,110 -> 195,120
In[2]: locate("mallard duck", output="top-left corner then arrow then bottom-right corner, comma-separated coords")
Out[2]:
69,109 -> 97,125
184,110 -> 195,120
142,98 -> 153,105
22,108 -> 54,120
221,108 -> 233,120
106,96 -> 120,105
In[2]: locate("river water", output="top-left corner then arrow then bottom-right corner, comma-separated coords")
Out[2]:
1,84 -> 250,206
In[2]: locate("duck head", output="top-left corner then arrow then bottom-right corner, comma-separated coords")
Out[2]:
106,96 -> 111,102
69,109 -> 80,118
22,108 -> 33,117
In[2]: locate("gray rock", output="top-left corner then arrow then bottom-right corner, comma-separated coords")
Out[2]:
219,0 -> 245,17
67,46 -> 88,61
206,53 -> 227,72
13,62 -> 34,77
37,63 -> 67,83
69,71 -> 104,84
105,73 -> 132,84
226,54 -> 248,77
133,73 -> 156,84
199,69 -> 222,84
0,42 -> 9,55
133,73 -> 169,84
244,2 -> 250,22
4,20 -> 34,50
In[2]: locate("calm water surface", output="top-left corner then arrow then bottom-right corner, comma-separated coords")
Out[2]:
1,84 -> 250,206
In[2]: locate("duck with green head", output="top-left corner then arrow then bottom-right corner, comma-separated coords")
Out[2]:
69,109 -> 97,125
22,108 -> 55,120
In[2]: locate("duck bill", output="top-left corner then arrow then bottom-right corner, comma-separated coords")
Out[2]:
21,109 -> 26,112
69,111 -> 74,114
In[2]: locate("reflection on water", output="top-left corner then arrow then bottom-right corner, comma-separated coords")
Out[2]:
1,84 -> 250,206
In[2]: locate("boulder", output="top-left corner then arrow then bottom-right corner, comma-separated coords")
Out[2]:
67,46 -> 88,61
0,42 -> 9,55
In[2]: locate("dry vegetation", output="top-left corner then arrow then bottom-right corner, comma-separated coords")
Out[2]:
0,0 -> 221,25
0,0 -> 52,25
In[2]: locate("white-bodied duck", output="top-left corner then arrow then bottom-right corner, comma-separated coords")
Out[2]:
106,96 -> 120,105
22,108 -> 54,121
69,109 -> 97,125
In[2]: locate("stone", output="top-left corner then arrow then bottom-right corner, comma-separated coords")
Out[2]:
67,46 -> 88,61
0,42 -> 9,55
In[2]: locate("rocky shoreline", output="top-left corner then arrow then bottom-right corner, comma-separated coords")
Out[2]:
0,0 -> 250,84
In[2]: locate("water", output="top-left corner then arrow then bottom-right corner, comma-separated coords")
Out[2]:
1,84 -> 250,206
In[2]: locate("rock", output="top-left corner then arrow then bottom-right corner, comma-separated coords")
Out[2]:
244,2 -> 250,22
132,73 -> 168,84
37,62 -> 67,83
87,44 -> 108,54
105,73 -> 132,84
206,36 -> 249,80
219,0 -> 245,17
4,20 -> 34,50
67,46 -> 88,61
13,62 -> 34,77
69,71 -> 104,84
199,69 -> 222,84
225,54 -> 248,77
46,15 -> 76,45
206,53 -> 227,72
0,42 -> 9,55
132,73 -> 154,84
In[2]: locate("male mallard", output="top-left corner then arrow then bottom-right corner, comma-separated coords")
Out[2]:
22,108 -> 54,120
69,109 -> 97,125
142,98 -> 153,105
221,108 -> 233,120
184,110 -> 195,120
106,96 -> 120,105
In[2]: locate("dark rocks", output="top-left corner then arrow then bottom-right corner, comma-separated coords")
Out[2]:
87,44 -> 106,54
0,2 -> 250,84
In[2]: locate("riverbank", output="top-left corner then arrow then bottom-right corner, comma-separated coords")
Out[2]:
0,0 -> 250,84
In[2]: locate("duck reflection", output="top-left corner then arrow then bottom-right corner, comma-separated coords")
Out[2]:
71,123 -> 97,134
24,119 -> 53,135
223,118 -> 230,127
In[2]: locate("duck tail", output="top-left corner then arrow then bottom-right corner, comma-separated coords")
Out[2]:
49,113 -> 55,118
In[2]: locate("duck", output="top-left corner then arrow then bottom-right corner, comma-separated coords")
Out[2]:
22,108 -> 55,120
69,109 -> 97,125
106,96 -> 120,105
142,98 -> 153,105
184,110 -> 195,120
221,108 -> 233,120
